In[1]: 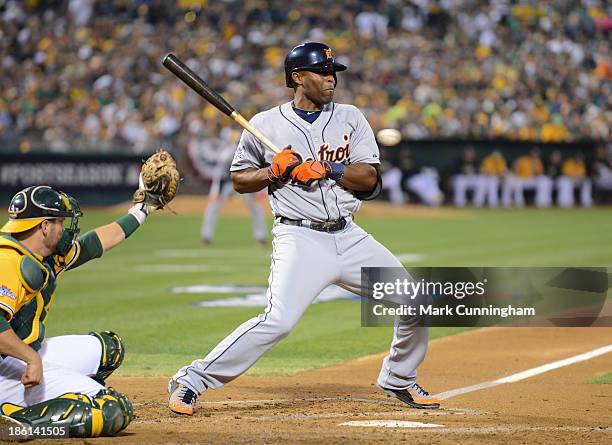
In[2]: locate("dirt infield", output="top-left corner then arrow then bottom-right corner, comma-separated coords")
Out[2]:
39,327 -> 611,444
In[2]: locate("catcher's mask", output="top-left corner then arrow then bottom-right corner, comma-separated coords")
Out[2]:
1,186 -> 83,256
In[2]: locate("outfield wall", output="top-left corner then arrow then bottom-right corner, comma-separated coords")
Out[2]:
0,139 -> 602,206
381,139 -> 599,177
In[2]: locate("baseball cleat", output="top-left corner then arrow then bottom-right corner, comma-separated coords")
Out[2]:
0,414 -> 29,441
378,382 -> 441,409
168,379 -> 198,415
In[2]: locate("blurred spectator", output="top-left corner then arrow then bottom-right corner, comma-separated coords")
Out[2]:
405,167 -> 443,207
398,149 -> 443,206
380,148 -> 405,205
68,0 -> 93,26
502,148 -> 548,207
0,0 -> 610,152
477,150 -> 507,207
558,152 -> 592,207
539,149 -> 563,207
355,4 -> 388,39
590,145 -> 612,203
452,146 -> 479,207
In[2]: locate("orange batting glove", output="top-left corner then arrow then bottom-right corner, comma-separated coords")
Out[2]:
267,146 -> 303,182
290,160 -> 333,187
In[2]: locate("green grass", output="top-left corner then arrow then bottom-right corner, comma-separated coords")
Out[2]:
46,207 -> 612,376
587,372 -> 612,384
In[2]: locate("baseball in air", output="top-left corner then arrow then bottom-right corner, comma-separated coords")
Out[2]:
376,128 -> 402,146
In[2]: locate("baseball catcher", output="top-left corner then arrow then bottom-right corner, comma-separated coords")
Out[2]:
0,151 -> 179,438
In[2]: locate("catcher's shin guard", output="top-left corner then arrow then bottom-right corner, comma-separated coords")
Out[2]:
92,388 -> 134,434
0,389 -> 133,438
89,330 -> 125,384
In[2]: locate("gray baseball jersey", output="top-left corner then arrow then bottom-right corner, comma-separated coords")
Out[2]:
230,101 -> 380,221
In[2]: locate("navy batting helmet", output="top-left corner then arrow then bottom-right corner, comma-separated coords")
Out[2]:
284,42 -> 347,88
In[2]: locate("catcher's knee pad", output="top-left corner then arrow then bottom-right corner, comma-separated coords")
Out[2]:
0,389 -> 133,438
89,330 -> 125,384
91,388 -> 134,435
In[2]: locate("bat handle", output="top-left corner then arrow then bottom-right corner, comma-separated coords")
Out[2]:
232,112 -> 282,154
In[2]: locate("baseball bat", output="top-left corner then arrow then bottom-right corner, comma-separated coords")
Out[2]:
162,53 -> 281,154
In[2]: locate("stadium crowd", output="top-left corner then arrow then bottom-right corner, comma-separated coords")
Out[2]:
0,0 -> 610,153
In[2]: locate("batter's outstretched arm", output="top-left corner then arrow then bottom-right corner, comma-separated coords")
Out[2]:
231,168 -> 273,194
337,163 -> 379,192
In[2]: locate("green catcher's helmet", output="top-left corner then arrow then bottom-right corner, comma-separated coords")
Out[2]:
1,186 -> 83,255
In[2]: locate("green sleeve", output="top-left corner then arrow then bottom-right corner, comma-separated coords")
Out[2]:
67,230 -> 104,270
116,214 -> 141,238
0,314 -> 10,333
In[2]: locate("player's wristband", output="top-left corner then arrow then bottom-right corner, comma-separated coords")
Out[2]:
128,203 -> 149,224
326,162 -> 345,182
118,204 -> 149,238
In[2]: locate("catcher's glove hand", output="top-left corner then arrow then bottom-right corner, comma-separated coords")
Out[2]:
133,149 -> 180,209
267,146 -> 302,182
290,160 -> 332,188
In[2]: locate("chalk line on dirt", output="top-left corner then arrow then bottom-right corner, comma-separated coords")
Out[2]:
339,424 -> 611,433
340,420 -> 444,428
435,344 -> 612,400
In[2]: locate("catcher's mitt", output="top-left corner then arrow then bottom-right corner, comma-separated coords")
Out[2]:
133,149 -> 180,209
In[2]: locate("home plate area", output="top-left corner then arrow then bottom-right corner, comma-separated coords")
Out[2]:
63,326 -> 612,445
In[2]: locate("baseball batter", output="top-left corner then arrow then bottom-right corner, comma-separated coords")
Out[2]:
169,42 -> 439,414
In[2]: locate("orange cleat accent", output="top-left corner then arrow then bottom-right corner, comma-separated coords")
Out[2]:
378,383 -> 440,409
167,380 -> 197,416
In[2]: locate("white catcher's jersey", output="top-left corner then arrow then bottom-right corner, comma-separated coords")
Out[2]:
230,101 -> 380,221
